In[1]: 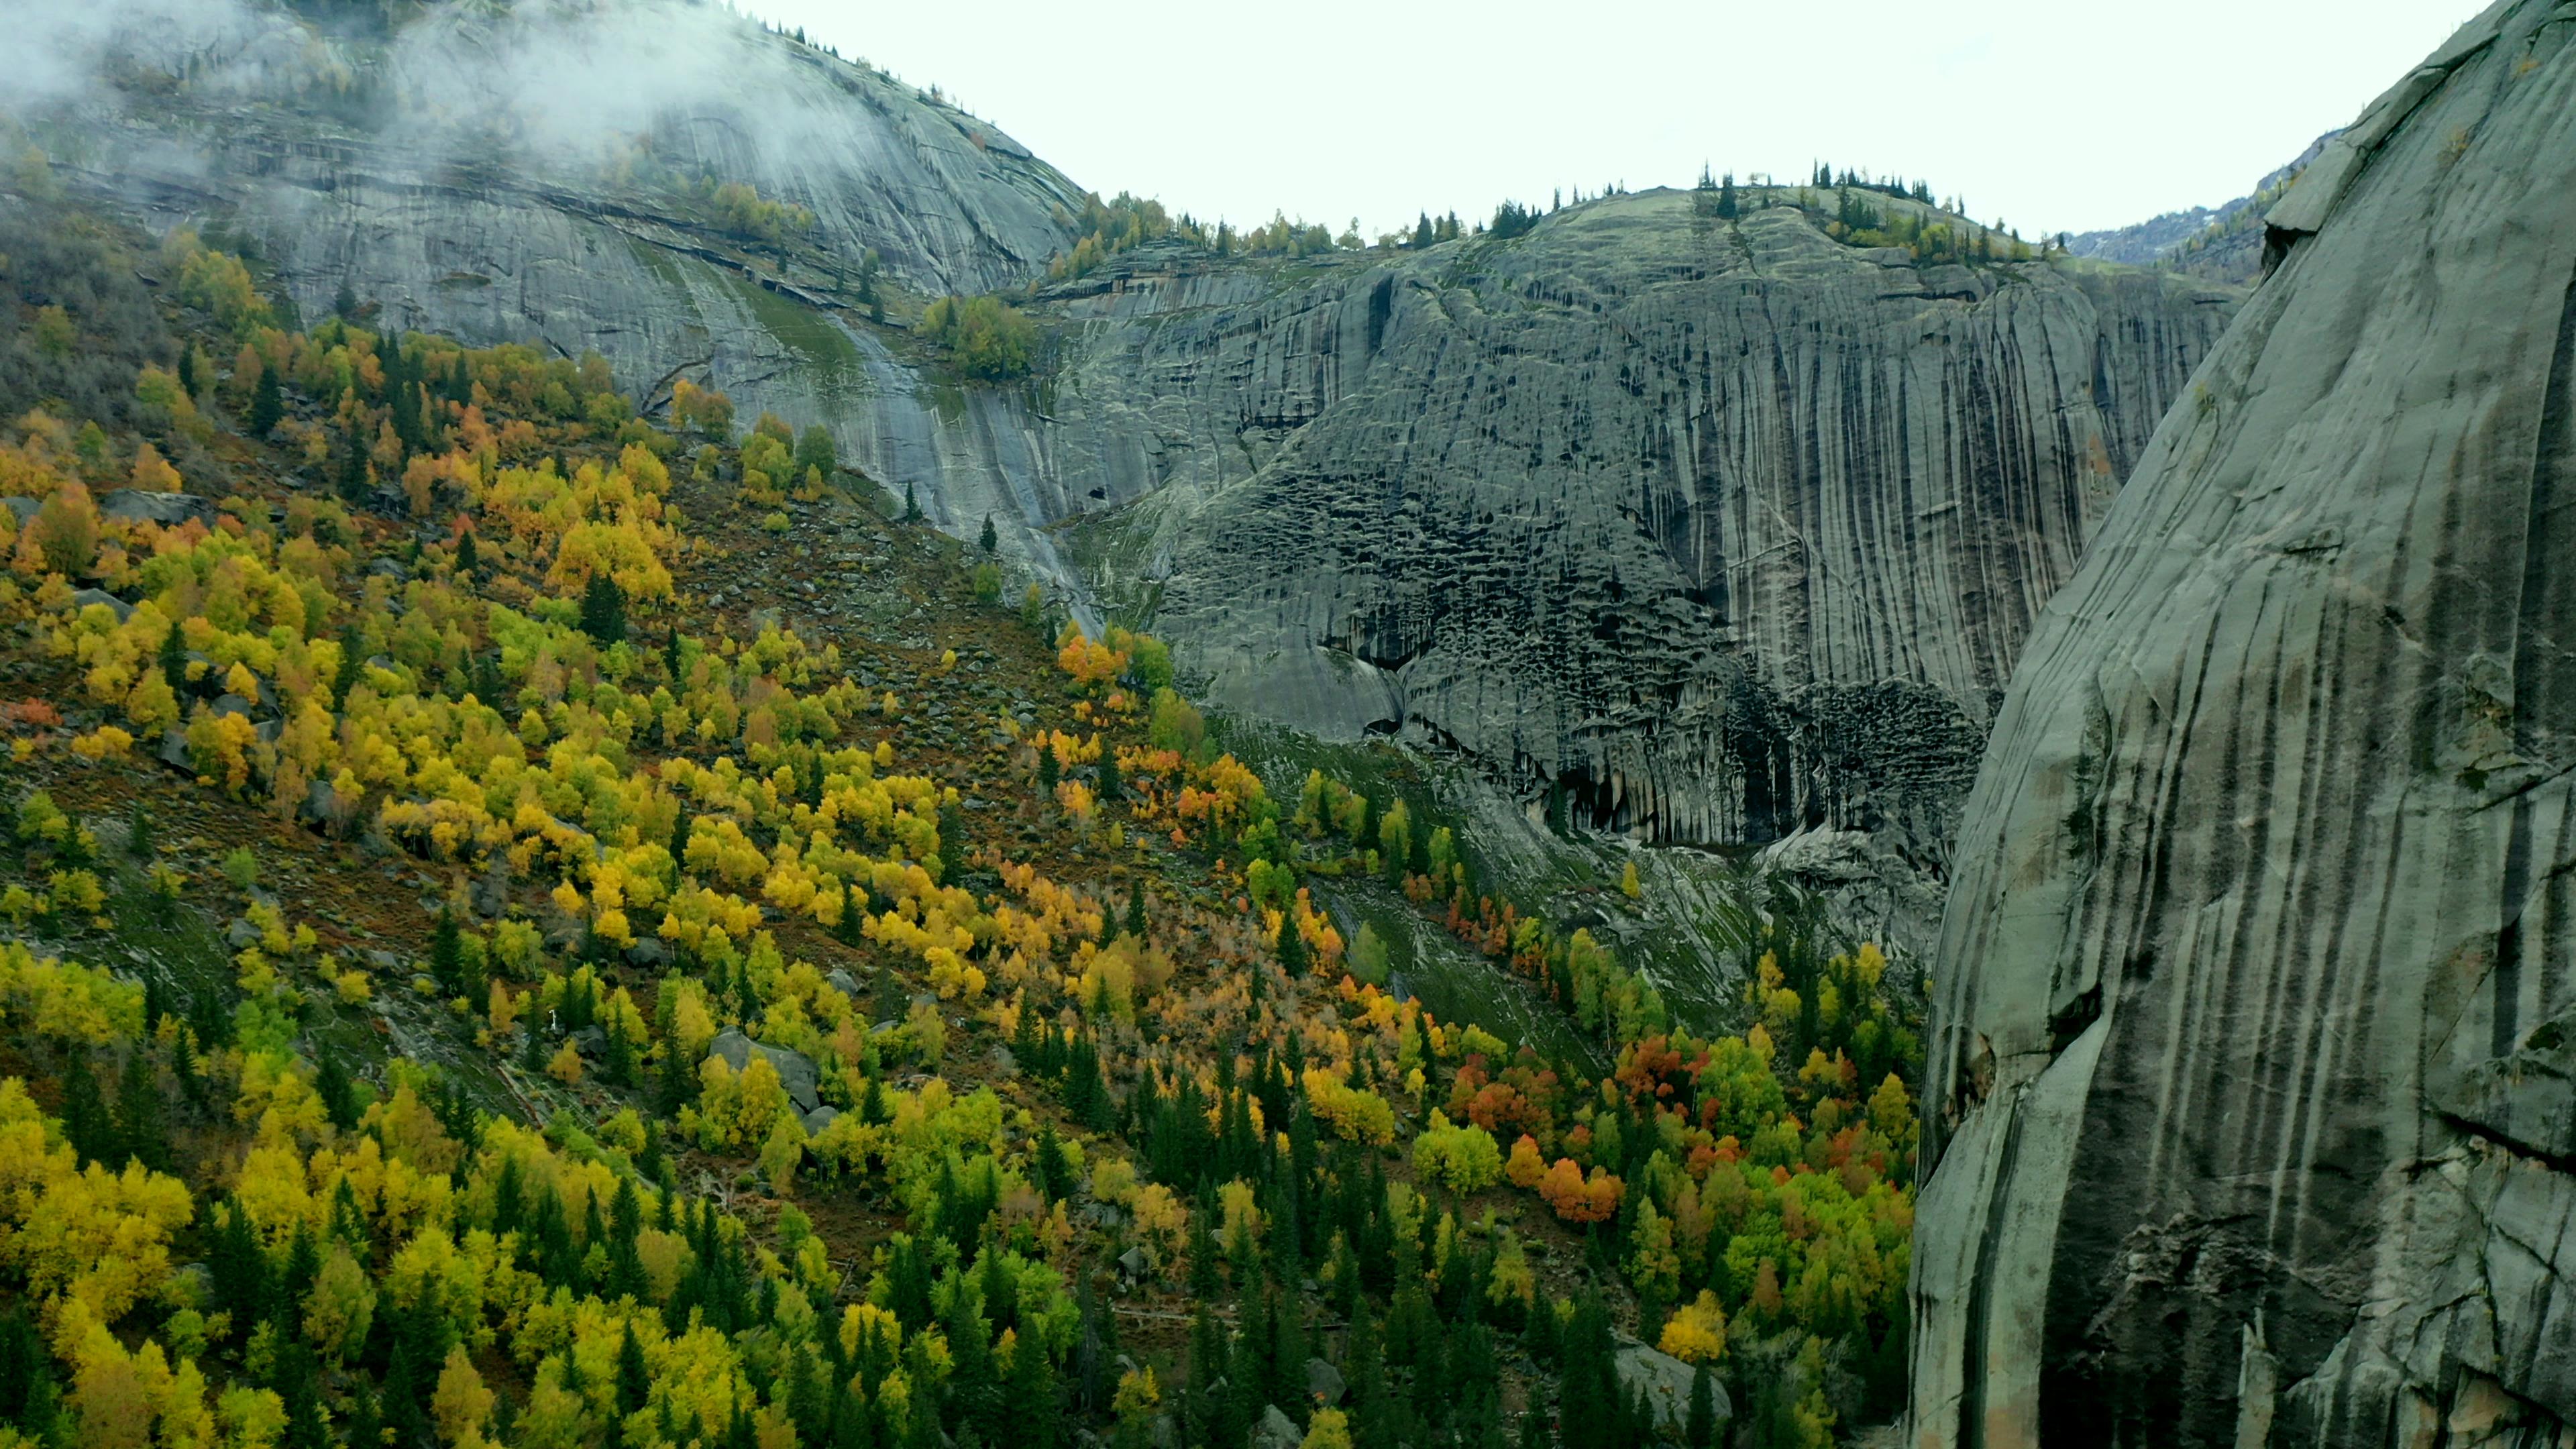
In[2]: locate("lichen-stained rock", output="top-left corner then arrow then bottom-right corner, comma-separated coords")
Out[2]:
1910,5 -> 2576,1444
1059,196 -> 2229,851
58,0 -> 1079,347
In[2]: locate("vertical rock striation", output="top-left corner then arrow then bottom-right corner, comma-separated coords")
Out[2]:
1055,197 -> 2230,855
1911,3 -> 2576,1443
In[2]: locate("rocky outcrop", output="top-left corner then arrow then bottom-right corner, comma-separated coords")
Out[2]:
1911,5 -> 2576,1444
28,1 -> 2235,872
53,0 -> 1079,341
1051,197 -> 2231,852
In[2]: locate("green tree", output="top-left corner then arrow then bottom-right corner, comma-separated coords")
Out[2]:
60,1055 -> 114,1169
794,425 -> 837,480
979,514 -> 998,553
114,1051 -> 169,1172
580,572 -> 628,647
920,294 -> 1038,381
248,362 -> 284,436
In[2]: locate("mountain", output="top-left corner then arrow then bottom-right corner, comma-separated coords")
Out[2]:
1053,193 -> 2229,867
2065,132 -> 2335,283
21,0 -> 2237,943
1911,3 -> 2576,1443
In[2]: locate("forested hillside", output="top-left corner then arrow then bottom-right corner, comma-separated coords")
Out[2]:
0,178 -> 1921,1449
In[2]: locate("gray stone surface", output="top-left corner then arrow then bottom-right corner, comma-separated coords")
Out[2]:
1048,193 -> 2231,856
1249,1405 -> 1299,1449
1304,1357 -> 1344,1407
1911,5 -> 2576,1444
38,3 -> 2233,875
708,1027 -> 820,1114
1612,1336 -> 1723,1432
98,489 -> 214,527
70,588 -> 133,623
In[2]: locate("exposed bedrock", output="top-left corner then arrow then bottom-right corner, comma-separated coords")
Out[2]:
1055,195 -> 2231,859
46,2 -> 2237,891
1910,3 -> 2576,1444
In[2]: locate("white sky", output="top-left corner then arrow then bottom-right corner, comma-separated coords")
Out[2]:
748,0 -> 2483,241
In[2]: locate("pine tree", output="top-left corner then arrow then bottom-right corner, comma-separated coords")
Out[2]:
60,1055 -> 114,1169
114,1050 -> 168,1171
248,364 -> 284,437
616,1322 -> 651,1419
903,482 -> 922,523
1097,747 -> 1121,804
160,616 -> 189,697
315,1050 -> 358,1130
1034,1120 -> 1072,1201
580,572 -> 629,647
1685,1366 -> 1718,1449
1276,909 -> 1307,976
1006,1316 -> 1059,1444
979,514 -> 998,553
431,906 -> 464,997
1036,742 -> 1059,794
1124,879 -> 1146,940
0,1305 -> 56,1434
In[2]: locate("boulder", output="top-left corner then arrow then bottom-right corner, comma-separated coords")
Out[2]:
1612,1338 -> 1719,1434
1304,1358 -> 1345,1407
800,1105 -> 840,1136
708,1027 -> 820,1114
568,1026 -> 607,1058
624,937 -> 669,968
70,588 -> 133,623
98,489 -> 215,527
1911,6 -> 2576,1444
0,498 -> 34,527
826,967 -> 861,998
1249,1405 -> 1299,1449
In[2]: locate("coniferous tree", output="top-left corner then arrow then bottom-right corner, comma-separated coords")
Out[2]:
160,616 -> 190,697
979,514 -> 998,553
114,1050 -> 168,1171
248,364 -> 284,436
0,1305 -> 56,1434
1187,1303 -> 1229,1446
1036,743 -> 1059,794
903,482 -> 922,523
1124,879 -> 1146,939
315,1050 -> 358,1130
60,1055 -> 113,1168
431,906 -> 464,997
1276,909 -> 1307,976
1097,747 -> 1121,805
1685,1366 -> 1718,1449
580,572 -> 629,647
616,1322 -> 651,1419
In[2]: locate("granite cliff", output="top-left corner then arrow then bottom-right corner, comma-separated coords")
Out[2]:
1042,195 -> 2231,864
25,0 -> 2231,904
1911,2 -> 2576,1442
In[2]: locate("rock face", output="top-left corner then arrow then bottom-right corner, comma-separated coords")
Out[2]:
34,0 -> 2234,868
57,0 -> 1079,354
1910,5 -> 2576,1445
1054,197 -> 2231,851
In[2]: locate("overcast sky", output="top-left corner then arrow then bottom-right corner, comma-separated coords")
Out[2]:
750,0 -> 2482,241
